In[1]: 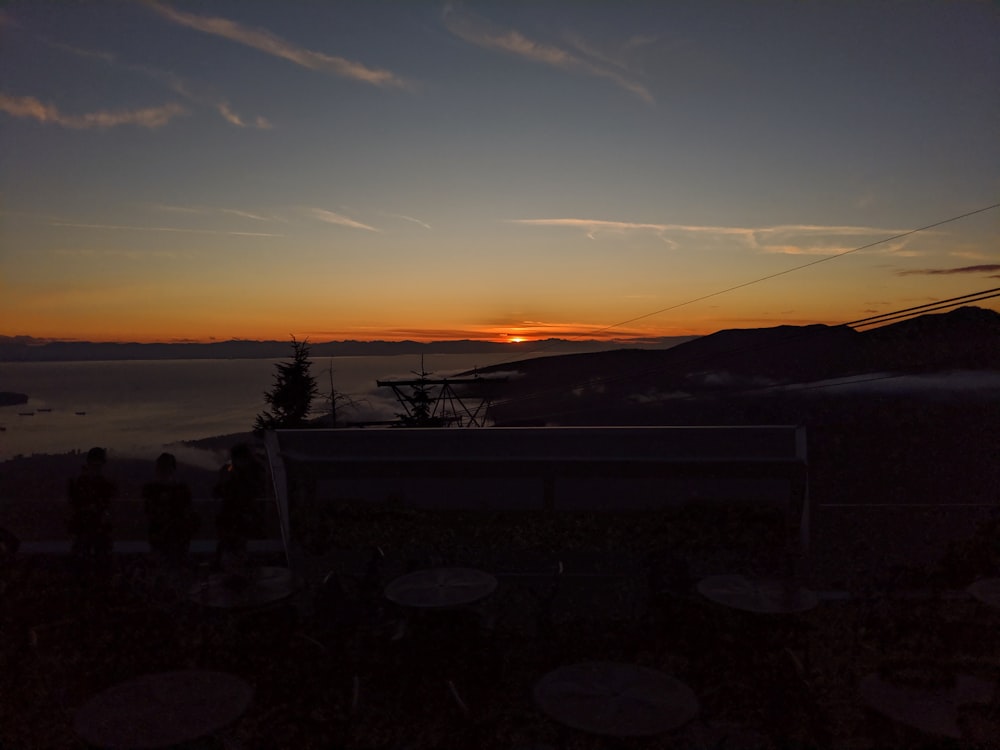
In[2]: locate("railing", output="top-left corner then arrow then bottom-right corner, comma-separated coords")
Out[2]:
265,426 -> 810,580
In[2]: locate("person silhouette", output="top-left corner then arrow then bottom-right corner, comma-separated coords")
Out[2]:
142,452 -> 198,569
67,446 -> 116,576
212,443 -> 264,571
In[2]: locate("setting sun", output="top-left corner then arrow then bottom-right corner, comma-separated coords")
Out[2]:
0,3 -> 997,345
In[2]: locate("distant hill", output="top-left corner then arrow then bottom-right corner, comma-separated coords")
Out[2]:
465,307 -> 1000,507
468,306 -> 1000,427
0,336 -> 693,362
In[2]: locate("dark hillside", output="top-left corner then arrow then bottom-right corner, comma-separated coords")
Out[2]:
470,307 -> 1000,420
858,305 -> 1000,371
464,307 -> 1000,508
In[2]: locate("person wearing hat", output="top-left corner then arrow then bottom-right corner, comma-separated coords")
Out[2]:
67,446 -> 117,575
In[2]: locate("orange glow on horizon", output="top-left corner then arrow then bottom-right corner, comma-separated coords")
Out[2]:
13,303 -> 998,344
0,318 -> 825,344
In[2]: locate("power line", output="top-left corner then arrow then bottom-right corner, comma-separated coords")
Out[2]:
846,288 -> 1000,328
338,204 -> 1000,410
481,201 -> 1000,372
492,288 -> 997,405
592,202 -> 1000,334
486,287 -> 1000,417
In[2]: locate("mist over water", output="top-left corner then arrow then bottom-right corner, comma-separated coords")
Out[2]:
0,353 -> 514,460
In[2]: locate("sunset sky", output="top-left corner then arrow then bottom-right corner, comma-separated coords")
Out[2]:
1,1 -> 998,343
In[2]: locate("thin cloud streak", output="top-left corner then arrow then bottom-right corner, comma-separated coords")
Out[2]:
0,93 -> 186,129
510,217 -> 917,254
304,208 -> 380,232
897,264 -> 1000,277
50,221 -> 282,237
498,319 -> 647,339
147,1 -> 409,89
216,101 -> 273,129
153,204 -> 280,222
443,6 -> 653,103
387,213 -> 431,230
53,248 -> 179,260
219,208 -> 276,222
45,39 -> 272,129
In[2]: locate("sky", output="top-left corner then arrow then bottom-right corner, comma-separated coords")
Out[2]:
1,1 -> 998,344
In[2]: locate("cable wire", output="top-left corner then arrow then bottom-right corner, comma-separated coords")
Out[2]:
480,202 -> 1000,372
845,288 -> 1000,328
487,288 -> 1000,418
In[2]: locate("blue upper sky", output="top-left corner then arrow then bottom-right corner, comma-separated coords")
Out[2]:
2,1 -> 997,342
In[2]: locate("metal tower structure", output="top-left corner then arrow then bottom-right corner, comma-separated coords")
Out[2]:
376,358 -> 507,427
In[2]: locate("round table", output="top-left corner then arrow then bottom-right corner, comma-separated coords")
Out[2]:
860,671 -> 995,739
697,574 -> 818,614
384,567 -> 497,608
533,661 -> 699,737
189,565 -> 294,608
73,669 -> 253,749
967,578 -> 1000,610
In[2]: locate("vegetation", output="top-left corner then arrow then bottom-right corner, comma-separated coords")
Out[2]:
254,337 -> 319,433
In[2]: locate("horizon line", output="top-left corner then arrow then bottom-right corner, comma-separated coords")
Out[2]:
0,333 -> 698,346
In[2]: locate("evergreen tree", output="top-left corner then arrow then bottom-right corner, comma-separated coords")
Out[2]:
254,338 -> 319,432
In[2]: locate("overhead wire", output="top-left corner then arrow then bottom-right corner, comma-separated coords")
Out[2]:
479,201 -> 1000,372
486,287 -> 1000,420
845,288 -> 1000,328
334,203 -> 1000,413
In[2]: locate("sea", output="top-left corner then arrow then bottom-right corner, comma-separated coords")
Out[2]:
0,352 -> 539,462
5,351 -> 999,466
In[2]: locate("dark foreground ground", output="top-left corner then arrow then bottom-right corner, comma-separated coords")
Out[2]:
1,400 -> 998,748
2,501 -> 999,750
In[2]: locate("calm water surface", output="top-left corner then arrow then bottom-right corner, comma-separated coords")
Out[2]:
0,354 -> 516,460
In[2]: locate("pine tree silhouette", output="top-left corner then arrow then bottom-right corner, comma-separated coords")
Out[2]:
254,337 -> 319,432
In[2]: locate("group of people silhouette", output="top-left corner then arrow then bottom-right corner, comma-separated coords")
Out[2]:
66,443 -> 265,576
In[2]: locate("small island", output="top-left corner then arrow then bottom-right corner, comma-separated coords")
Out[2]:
0,391 -> 28,407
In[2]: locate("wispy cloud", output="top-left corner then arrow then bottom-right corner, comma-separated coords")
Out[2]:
303,208 -> 380,232
897,264 -> 1000,277
509,217 -> 917,255
562,31 -> 656,76
443,5 -> 653,104
146,1 -> 409,89
216,101 -> 272,129
50,221 -> 282,237
44,41 -> 116,63
219,208 -> 278,222
45,39 -> 272,129
485,318 -> 658,341
53,247 -> 179,260
0,93 -> 186,129
153,204 -> 280,222
385,213 -> 431,230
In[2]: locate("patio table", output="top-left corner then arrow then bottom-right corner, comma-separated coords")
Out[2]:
384,566 -> 497,608
382,567 -> 499,712
967,577 -> 1000,610
533,661 -> 699,737
73,669 -> 253,749
697,574 -> 818,613
860,671 -> 995,739
189,565 -> 294,609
